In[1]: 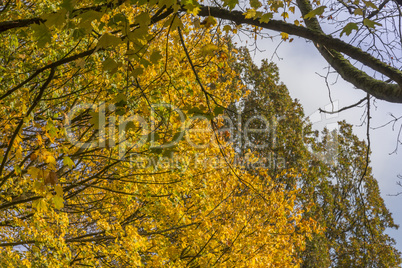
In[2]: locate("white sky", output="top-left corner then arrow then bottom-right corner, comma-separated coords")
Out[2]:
243,34 -> 402,252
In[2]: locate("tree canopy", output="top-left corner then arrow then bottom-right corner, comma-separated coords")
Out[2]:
1,0 -> 401,103
0,0 -> 401,267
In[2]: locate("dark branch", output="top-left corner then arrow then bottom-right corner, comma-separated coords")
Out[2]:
194,5 -> 402,103
319,96 -> 368,114
0,68 -> 55,186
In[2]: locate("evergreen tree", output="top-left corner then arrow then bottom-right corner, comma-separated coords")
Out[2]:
228,47 -> 401,267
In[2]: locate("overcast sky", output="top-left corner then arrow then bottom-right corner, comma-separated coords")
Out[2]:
243,34 -> 402,252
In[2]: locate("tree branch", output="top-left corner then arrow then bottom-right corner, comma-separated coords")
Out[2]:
195,5 -> 402,103
0,0 -> 126,33
0,68 -> 55,186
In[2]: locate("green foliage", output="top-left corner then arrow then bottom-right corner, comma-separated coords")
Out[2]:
340,22 -> 359,37
363,18 -> 382,28
304,6 -> 326,20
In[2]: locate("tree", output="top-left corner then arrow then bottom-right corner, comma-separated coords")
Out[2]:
228,47 -> 401,267
0,5 -> 320,266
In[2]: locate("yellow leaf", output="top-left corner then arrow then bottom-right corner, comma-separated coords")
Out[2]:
200,44 -> 219,57
280,32 -> 289,40
32,199 -> 47,212
53,195 -> 64,209
55,185 -> 64,197
244,9 -> 257,19
63,156 -> 75,168
43,151 -> 57,165
289,6 -> 295,13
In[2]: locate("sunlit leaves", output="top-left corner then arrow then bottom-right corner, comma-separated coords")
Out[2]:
52,195 -> 64,209
33,199 -> 47,212
245,9 -> 257,19
182,0 -> 201,14
200,43 -> 219,57
63,156 -> 75,168
2,0 -> 397,266
43,152 -> 57,166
